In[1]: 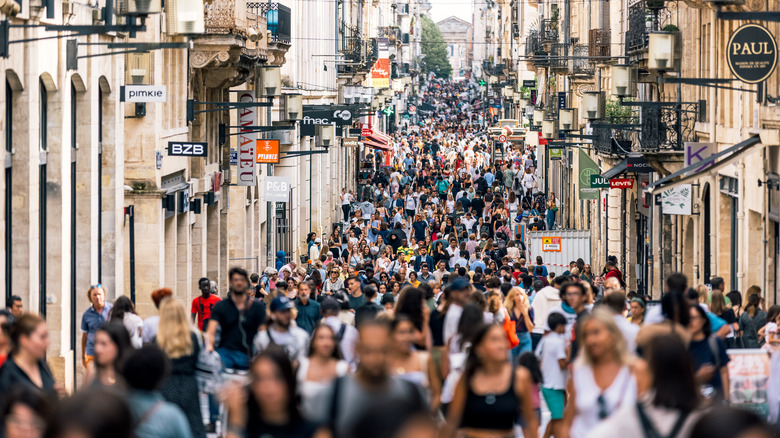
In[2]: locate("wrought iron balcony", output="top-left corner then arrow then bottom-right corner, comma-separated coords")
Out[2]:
525,32 -> 549,66
593,124 -> 631,156
339,24 -> 369,75
550,43 -> 568,73
540,18 -> 559,43
626,2 -> 650,54
261,2 -> 291,44
572,44 -> 594,76
588,28 -> 610,58
380,26 -> 402,44
638,103 -> 699,152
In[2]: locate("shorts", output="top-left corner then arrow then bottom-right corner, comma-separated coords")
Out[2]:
542,387 -> 565,420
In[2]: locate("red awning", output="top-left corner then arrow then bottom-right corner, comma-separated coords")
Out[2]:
363,129 -> 392,151
362,138 -> 392,151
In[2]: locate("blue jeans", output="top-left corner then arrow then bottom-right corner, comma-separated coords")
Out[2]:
208,394 -> 219,423
511,332 -> 533,362
217,347 -> 250,371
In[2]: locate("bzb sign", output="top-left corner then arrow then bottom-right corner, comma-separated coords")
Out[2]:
168,142 -> 207,157
727,24 -> 778,84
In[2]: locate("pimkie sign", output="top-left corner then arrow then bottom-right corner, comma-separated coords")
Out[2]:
727,24 -> 778,84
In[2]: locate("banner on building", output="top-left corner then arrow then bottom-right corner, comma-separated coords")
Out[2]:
726,349 -> 770,418
237,91 -> 257,186
578,149 -> 600,199
372,38 -> 390,89
661,184 -> 692,215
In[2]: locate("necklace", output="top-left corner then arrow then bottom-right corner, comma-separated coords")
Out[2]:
485,393 -> 496,405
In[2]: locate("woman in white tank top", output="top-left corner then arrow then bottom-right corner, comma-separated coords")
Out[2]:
562,308 -> 638,438
296,324 -> 349,421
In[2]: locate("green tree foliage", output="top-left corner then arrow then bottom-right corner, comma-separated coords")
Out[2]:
421,16 -> 453,78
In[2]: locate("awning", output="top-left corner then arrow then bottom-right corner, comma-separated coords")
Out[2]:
363,129 -> 392,151
362,139 -> 392,151
645,135 -> 761,192
601,159 -> 628,179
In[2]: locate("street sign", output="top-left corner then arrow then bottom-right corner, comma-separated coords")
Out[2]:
343,137 -> 360,147
497,134 -> 507,143
590,175 -> 610,188
610,178 -> 634,189
256,139 -> 280,163
727,24 -> 778,84
122,85 -> 167,103
264,176 -> 291,203
167,141 -> 207,157
230,149 -> 238,166
541,236 -> 561,252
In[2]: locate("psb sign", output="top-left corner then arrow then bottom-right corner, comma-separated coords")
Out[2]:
123,85 -> 167,102
727,24 -> 778,84
541,236 -> 561,252
264,176 -> 291,203
167,142 -> 207,157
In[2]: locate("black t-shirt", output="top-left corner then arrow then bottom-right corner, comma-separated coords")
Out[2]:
210,296 -> 267,355
718,308 -> 737,325
471,198 -> 485,216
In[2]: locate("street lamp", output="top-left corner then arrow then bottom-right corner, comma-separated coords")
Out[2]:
611,64 -> 637,97
256,66 -> 282,97
533,109 -> 548,124
316,124 -> 336,147
559,108 -> 578,131
648,31 -> 680,72
582,91 -> 605,120
283,94 -> 303,120
541,120 -> 558,139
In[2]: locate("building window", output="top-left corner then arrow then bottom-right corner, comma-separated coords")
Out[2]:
39,78 -> 47,317
5,79 -> 12,308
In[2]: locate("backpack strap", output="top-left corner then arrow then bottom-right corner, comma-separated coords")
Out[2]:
336,323 -> 347,342
328,376 -> 345,432
133,401 -> 164,430
708,335 -> 721,369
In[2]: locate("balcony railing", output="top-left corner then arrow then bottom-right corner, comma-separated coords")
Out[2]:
588,28 -> 610,58
261,2 -> 291,44
339,24 -> 369,75
572,44 -> 594,76
626,2 -> 650,54
638,103 -> 699,152
540,19 -> 559,43
205,0 -> 248,34
593,123 -> 632,156
525,32 -> 549,66
380,26 -> 402,44
550,43 -> 568,73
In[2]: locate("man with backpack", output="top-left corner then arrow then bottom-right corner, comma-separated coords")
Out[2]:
321,298 -> 358,367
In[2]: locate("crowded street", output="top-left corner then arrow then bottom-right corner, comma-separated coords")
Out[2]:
2,0 -> 780,435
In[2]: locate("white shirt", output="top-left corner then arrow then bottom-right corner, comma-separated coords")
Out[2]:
254,324 -> 310,363
446,247 -> 460,268
536,332 -> 568,390
341,192 -> 353,205
323,315 -> 358,367
613,314 -> 639,354
443,303 -> 464,345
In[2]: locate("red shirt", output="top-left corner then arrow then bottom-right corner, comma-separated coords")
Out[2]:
191,294 -> 222,331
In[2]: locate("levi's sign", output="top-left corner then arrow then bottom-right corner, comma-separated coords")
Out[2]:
727,24 -> 778,84
168,142 -> 207,157
123,85 -> 167,103
610,178 -> 634,189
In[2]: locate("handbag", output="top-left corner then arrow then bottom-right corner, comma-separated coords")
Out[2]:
195,332 -> 223,394
503,315 -> 520,348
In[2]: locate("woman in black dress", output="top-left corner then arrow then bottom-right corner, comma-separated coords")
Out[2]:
155,299 -> 206,438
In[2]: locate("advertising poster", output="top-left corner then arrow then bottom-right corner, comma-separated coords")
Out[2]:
372,38 -> 390,88
727,349 -> 770,418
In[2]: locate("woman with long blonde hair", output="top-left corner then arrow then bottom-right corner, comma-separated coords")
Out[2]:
504,287 -> 535,359
156,299 -> 206,438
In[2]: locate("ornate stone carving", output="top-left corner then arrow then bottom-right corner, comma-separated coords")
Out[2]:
574,84 -> 594,97
204,0 -> 237,34
190,48 -> 242,69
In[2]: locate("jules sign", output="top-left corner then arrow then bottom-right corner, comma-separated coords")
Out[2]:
727,24 -> 778,84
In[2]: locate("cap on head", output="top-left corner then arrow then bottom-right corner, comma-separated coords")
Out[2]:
270,296 -> 295,312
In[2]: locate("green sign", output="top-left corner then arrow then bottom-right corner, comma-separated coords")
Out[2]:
579,149 -> 600,199
549,148 -> 563,160
590,175 -> 609,188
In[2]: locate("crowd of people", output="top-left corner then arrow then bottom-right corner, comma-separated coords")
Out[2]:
0,79 -> 778,438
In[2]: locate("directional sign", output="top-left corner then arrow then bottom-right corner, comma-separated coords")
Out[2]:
167,141 -> 207,157
497,134 -> 507,143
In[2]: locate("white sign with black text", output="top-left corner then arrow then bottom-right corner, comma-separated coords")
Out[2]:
237,92 -> 257,186
264,176 -> 291,203
123,85 -> 167,103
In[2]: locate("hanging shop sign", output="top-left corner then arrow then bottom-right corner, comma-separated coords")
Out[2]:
549,147 -> 563,160
661,184 -> 693,215
522,80 -> 536,88
342,137 -> 360,147
578,149 -> 600,200
727,24 -> 778,84
626,155 -> 655,173
122,85 -> 167,103
167,141 -> 207,157
609,178 -> 634,189
237,91 -> 257,186
256,139 -> 280,164
372,37 -> 390,88
301,105 -> 355,136
590,175 -> 610,188
684,142 -> 715,175
264,176 -> 291,203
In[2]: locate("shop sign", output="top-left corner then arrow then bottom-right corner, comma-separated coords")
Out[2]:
626,155 -> 654,173
256,139 -> 280,163
590,175 -> 610,188
727,24 -> 778,84
609,178 -> 634,189
264,176 -> 291,203
549,147 -> 563,160
541,236 -> 561,252
522,80 -> 536,88
167,141 -> 207,157
237,91 -> 257,186
661,184 -> 692,215
122,85 -> 167,103
578,149 -> 600,200
684,142 -> 715,175
301,106 -> 355,136
342,137 -> 360,147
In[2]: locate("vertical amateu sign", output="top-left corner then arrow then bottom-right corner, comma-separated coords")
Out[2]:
237,92 -> 257,186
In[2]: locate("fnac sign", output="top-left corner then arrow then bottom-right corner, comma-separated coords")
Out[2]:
256,139 -> 280,164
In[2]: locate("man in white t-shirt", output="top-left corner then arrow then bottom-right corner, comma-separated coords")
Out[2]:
536,311 -> 568,438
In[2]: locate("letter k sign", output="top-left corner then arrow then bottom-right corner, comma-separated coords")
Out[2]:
685,143 -> 714,174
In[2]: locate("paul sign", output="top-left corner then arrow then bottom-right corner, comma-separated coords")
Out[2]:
727,24 -> 778,84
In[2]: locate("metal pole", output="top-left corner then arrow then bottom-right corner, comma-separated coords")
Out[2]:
266,97 -> 274,268
309,144 -> 313,234
647,173 -> 654,297
127,205 -> 136,304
